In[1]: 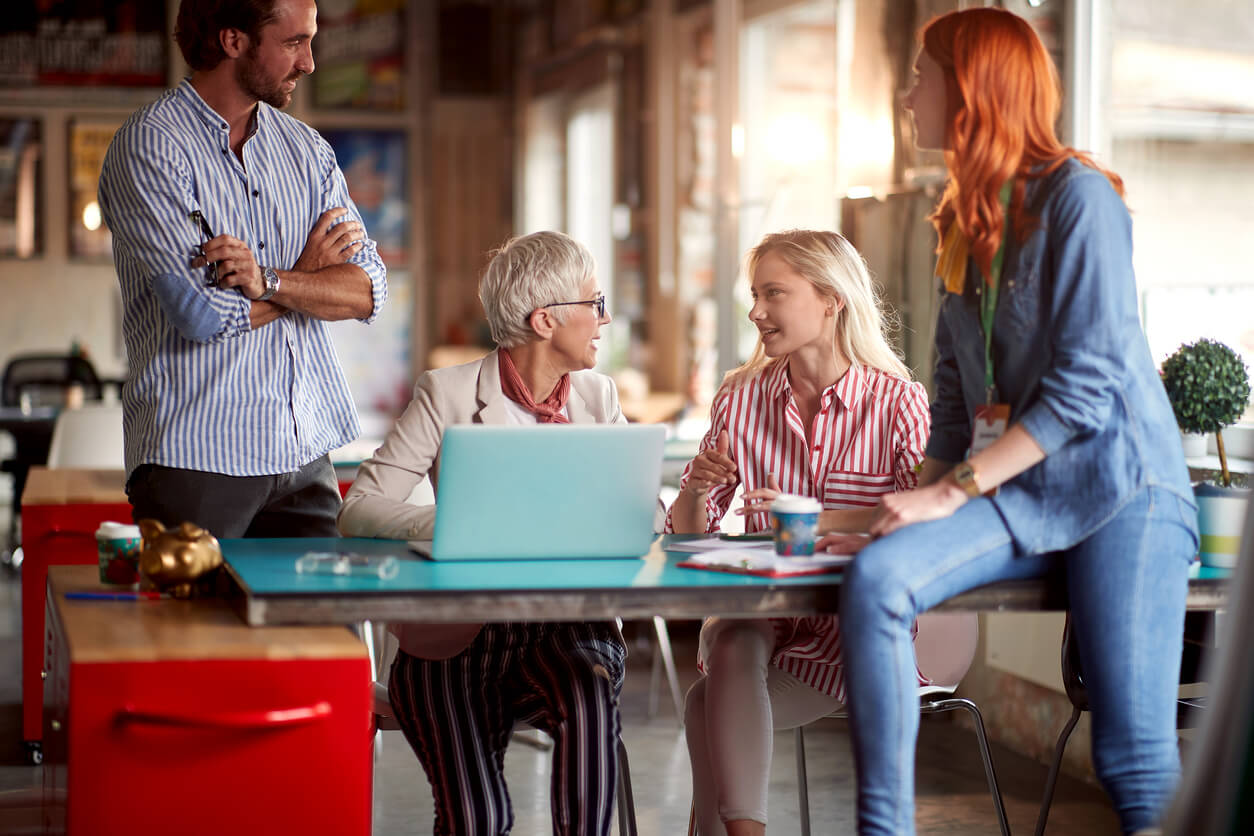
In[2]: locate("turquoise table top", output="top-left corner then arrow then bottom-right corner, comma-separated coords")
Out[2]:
221,536 -> 1229,627
224,535 -> 835,596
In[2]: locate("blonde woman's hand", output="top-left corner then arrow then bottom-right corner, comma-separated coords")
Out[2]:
737,472 -> 782,518
683,429 -> 737,497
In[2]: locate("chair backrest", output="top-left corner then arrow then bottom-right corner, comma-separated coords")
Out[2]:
1,353 -> 102,408
46,404 -> 125,470
914,612 -> 980,691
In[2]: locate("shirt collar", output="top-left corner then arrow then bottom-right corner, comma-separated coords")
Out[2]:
175,78 -> 267,141
831,362 -> 867,412
764,357 -> 867,412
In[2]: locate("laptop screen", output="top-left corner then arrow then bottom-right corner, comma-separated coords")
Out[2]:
426,423 -> 666,560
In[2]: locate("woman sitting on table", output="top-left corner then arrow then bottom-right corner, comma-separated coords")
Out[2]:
831,9 -> 1198,836
338,230 -> 626,836
667,229 -> 930,836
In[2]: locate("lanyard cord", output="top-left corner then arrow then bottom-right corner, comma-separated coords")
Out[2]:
979,181 -> 1014,405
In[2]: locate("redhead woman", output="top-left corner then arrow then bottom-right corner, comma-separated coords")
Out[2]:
830,9 -> 1197,836
668,230 -> 930,836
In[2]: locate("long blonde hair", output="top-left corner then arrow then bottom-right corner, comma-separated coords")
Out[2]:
721,229 -> 911,393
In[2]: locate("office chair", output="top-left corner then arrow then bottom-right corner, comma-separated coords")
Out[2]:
46,403 -> 125,470
793,612 -> 1011,836
1,353 -> 102,408
1,353 -> 104,558
1035,606 -> 1215,836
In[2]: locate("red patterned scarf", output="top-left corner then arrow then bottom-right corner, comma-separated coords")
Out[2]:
498,349 -> 571,423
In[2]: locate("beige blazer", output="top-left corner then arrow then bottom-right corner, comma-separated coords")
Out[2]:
338,349 -> 625,659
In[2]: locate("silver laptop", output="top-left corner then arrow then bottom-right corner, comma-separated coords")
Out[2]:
419,423 -> 666,560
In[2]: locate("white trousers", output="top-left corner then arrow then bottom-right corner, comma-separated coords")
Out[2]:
685,618 -> 842,833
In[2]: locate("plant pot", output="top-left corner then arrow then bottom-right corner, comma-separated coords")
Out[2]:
1180,431 -> 1208,458
1194,482 -> 1252,569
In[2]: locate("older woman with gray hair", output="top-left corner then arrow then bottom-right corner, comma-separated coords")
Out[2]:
339,230 -> 624,836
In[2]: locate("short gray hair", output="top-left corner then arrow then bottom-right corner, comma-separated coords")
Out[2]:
479,231 -> 595,348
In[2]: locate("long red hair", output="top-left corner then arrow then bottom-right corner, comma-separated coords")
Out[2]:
922,8 -> 1123,276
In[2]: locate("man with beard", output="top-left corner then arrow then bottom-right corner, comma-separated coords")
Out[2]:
98,0 -> 388,538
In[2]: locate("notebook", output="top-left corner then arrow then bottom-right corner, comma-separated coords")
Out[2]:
415,423 -> 667,561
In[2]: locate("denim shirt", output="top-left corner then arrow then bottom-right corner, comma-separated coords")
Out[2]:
926,158 -> 1197,555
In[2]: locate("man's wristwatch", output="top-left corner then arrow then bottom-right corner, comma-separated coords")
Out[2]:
258,266 -> 280,301
951,461 -> 982,498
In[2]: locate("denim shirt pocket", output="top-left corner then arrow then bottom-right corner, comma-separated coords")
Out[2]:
823,471 -> 894,509
1001,232 -> 1045,327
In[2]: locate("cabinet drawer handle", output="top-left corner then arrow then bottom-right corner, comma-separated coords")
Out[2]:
116,701 -> 332,730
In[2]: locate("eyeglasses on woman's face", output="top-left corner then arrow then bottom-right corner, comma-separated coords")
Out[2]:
540,293 -> 607,320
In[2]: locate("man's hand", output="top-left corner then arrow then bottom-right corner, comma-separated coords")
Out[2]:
294,208 -> 364,273
194,235 -> 266,299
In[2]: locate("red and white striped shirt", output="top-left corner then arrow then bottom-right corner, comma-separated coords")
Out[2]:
665,359 -> 931,701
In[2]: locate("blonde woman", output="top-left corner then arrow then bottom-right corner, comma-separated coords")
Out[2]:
667,230 -> 930,835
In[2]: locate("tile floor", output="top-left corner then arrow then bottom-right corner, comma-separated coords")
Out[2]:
0,498 -> 1120,835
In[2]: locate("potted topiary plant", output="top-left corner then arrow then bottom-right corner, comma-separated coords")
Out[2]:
1161,338 -> 1252,568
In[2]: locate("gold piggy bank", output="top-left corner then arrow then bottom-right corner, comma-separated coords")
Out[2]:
137,520 -> 224,599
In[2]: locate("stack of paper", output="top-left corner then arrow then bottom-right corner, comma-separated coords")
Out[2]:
672,538 -> 851,577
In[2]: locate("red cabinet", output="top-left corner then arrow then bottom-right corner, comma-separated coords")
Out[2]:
42,565 -> 372,836
21,467 -> 132,760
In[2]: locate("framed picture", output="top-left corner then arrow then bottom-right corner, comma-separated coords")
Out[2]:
0,117 -> 42,259
321,128 -> 408,266
312,0 -> 405,110
0,1 -> 167,88
68,119 -> 122,260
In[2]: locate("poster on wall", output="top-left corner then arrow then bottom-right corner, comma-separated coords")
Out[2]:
312,0 -> 405,110
328,271 -> 412,428
0,1 -> 167,88
0,118 -> 42,259
68,119 -> 121,260
321,128 -> 407,266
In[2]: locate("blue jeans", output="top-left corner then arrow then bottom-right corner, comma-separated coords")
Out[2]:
839,485 -> 1196,835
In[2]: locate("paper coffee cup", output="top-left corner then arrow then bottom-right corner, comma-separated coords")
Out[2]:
96,522 -> 143,585
770,494 -> 822,556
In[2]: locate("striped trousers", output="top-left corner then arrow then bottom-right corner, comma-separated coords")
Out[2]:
389,622 -> 626,835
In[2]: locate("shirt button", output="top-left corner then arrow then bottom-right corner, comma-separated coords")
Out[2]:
252,190 -> 259,197
259,241 -> 265,249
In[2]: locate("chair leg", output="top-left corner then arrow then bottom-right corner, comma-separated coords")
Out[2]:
616,737 -> 638,836
1035,705 -> 1082,836
353,620 -> 382,760
795,726 -> 811,836
927,698 -> 1011,836
652,616 -> 686,727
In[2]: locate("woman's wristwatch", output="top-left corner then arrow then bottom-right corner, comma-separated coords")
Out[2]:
951,461 -> 982,498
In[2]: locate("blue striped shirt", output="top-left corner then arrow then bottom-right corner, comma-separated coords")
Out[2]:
99,79 -> 387,478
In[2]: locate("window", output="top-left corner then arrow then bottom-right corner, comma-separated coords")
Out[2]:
1093,1 -> 1254,426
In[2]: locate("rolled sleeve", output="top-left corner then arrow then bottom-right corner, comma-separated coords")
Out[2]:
892,381 -> 930,491
315,137 -> 388,323
1020,171 -> 1135,454
100,123 -> 253,344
